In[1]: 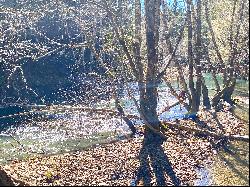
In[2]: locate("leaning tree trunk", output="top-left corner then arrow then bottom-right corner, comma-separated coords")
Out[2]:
0,166 -> 27,186
0,169 -> 14,186
211,78 -> 236,108
222,0 -> 246,104
204,0 -> 240,109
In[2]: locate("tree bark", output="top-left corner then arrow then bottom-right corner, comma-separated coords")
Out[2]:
204,0 -> 224,66
201,77 -> 211,109
211,78 -> 236,108
187,0 -> 198,113
222,78 -> 237,104
133,0 -> 146,111
143,0 -> 161,131
204,43 -> 221,93
194,0 -> 203,111
0,166 -> 27,186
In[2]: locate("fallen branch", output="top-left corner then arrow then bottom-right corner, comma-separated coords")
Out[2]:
161,78 -> 189,111
114,96 -> 137,135
159,101 -> 181,114
161,121 -> 249,142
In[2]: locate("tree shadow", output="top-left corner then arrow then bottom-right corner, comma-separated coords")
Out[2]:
0,167 -> 28,186
0,168 -> 15,186
135,132 -> 181,186
205,136 -> 249,184
222,143 -> 249,167
233,103 -> 249,113
193,117 -> 215,132
231,105 -> 249,123
217,151 -> 249,183
207,110 -> 226,133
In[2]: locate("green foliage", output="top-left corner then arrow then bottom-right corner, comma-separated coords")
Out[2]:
205,0 -> 249,63
44,170 -> 53,179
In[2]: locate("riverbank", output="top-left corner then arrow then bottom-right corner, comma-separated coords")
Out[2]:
207,97 -> 249,186
1,102 -> 248,186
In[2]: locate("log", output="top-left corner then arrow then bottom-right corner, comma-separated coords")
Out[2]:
161,121 -> 249,142
159,101 -> 181,114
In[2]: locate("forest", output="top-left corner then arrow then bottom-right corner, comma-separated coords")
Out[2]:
0,0 -> 249,186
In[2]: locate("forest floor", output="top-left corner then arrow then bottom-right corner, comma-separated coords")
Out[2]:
0,98 -> 249,186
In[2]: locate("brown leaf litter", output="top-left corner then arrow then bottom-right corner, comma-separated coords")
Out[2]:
1,109 -> 248,186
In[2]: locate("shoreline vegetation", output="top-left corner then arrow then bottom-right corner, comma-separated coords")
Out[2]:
0,96 -> 249,186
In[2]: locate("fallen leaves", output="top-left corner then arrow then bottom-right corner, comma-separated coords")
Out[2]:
1,108 -> 248,186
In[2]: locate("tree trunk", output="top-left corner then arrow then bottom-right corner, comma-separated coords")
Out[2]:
187,0 -> 198,113
211,78 -> 236,108
204,0 -> 224,66
194,0 -> 203,111
204,44 -> 221,92
211,69 -> 221,92
134,1 -> 181,184
0,169 -> 14,186
0,166 -> 27,186
134,0 -> 146,113
144,0 -> 160,130
222,78 -> 236,105
201,77 -> 211,109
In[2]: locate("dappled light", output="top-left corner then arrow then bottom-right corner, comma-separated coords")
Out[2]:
0,0 -> 249,186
